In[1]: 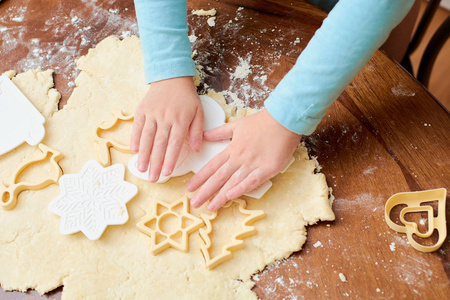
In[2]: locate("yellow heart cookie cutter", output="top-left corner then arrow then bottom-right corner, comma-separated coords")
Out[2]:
0,143 -> 64,210
94,110 -> 134,167
385,188 -> 447,252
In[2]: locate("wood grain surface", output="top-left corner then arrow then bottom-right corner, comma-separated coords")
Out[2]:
1,0 -> 449,299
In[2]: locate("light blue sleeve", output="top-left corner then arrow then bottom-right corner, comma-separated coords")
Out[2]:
134,0 -> 197,83
264,0 -> 414,135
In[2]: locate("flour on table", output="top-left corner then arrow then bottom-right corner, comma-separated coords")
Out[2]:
188,34 -> 198,43
339,273 -> 347,282
233,56 -> 252,79
207,16 -> 216,27
0,36 -> 334,299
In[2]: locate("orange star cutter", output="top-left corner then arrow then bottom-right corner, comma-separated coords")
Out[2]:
137,195 -> 204,255
385,188 -> 447,252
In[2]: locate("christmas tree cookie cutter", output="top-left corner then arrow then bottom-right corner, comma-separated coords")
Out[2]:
385,188 -> 447,252
48,160 -> 138,240
94,110 -> 134,167
137,195 -> 204,255
0,75 -> 46,155
1,143 -> 63,210
199,199 -> 266,270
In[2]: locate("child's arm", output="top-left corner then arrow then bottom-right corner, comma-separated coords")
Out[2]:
264,0 -> 415,135
188,0 -> 415,211
132,0 -> 203,181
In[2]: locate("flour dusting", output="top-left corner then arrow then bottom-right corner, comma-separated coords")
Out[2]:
391,83 -> 416,97
0,2 -> 138,102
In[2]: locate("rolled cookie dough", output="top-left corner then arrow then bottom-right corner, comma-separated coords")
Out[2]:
0,36 -> 334,299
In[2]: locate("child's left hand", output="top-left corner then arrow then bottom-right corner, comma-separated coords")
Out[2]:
187,109 -> 301,211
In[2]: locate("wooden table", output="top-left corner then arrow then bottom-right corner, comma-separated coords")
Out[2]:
1,0 -> 449,298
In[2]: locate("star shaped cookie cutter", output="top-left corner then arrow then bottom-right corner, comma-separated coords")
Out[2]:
94,110 -> 134,167
1,143 -> 63,210
137,195 -> 204,255
385,188 -> 447,252
199,199 -> 266,270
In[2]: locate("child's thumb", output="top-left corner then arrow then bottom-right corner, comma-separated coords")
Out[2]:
203,122 -> 236,142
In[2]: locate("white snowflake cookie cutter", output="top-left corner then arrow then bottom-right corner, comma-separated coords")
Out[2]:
48,160 -> 138,240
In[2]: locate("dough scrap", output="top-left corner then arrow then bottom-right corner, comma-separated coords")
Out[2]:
0,36 -> 334,299
192,9 -> 217,16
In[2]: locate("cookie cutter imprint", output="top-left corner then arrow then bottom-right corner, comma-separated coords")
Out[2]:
137,195 -> 204,255
385,188 -> 447,252
199,199 -> 266,270
94,110 -> 134,167
0,143 -> 63,210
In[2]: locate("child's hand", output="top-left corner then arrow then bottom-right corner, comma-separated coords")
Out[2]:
131,77 -> 204,182
187,109 -> 301,211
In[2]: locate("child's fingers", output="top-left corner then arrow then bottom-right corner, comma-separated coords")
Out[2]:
190,159 -> 236,208
188,107 -> 204,151
162,124 -> 188,176
207,166 -> 252,211
136,119 -> 157,172
203,122 -> 236,142
225,168 -> 267,200
148,125 -> 170,182
130,113 -> 145,153
187,150 -> 229,194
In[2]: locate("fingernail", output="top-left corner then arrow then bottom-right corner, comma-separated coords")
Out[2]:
190,197 -> 199,208
207,202 -> 216,211
195,139 -> 202,152
162,167 -> 171,176
138,162 -> 146,172
226,191 -> 234,199
149,174 -> 158,182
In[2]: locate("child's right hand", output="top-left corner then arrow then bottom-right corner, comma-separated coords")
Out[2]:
131,76 -> 204,182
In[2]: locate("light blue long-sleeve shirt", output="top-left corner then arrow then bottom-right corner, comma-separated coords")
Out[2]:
134,0 -> 414,135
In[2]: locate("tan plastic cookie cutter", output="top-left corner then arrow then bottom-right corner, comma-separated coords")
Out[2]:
94,110 -> 134,167
199,199 -> 266,270
0,143 -> 63,210
137,195 -> 204,255
385,188 -> 447,252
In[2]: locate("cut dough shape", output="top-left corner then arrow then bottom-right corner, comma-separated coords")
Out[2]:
137,195 -> 204,255
128,95 -> 294,199
0,37 -> 334,298
0,143 -> 63,210
48,160 -> 138,240
0,74 -> 46,155
199,199 -> 266,270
